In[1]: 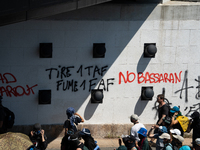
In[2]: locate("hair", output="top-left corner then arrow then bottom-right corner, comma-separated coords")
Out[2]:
157,94 -> 164,100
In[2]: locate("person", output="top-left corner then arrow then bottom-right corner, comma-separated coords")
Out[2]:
122,135 -> 136,150
172,134 -> 191,150
169,128 -> 181,143
61,128 -> 75,150
155,94 -> 170,129
130,114 -> 146,148
114,138 -> 127,150
64,107 -> 84,135
195,138 -> 200,150
186,111 -> 200,150
137,127 -> 151,150
170,106 -> 189,136
148,126 -> 168,150
79,128 -> 100,150
29,123 -> 48,150
69,133 -> 89,150
0,96 -> 5,134
159,133 -> 173,150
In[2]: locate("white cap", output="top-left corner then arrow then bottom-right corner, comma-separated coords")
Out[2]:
173,135 -> 184,143
195,138 -> 200,146
130,114 -> 139,121
170,129 -> 181,136
159,133 -> 170,140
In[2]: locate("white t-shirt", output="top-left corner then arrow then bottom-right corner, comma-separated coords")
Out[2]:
130,122 -> 145,141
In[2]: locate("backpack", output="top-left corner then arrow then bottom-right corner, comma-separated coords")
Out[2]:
164,143 -> 174,150
3,107 -> 15,129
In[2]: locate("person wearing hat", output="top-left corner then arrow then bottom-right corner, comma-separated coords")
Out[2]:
186,111 -> 200,150
29,123 -> 48,150
79,128 -> 100,150
137,127 -> 151,150
64,107 -> 84,135
148,126 -> 168,150
159,133 -> 173,150
130,114 -> 146,148
169,106 -> 185,136
172,135 -> 191,150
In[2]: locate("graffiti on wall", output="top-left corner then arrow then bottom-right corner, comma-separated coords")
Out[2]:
118,71 -> 182,84
45,65 -> 115,92
0,73 -> 38,97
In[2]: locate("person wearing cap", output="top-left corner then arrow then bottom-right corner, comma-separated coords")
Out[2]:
29,123 -> 48,150
64,107 -> 84,135
195,138 -> 200,150
130,114 -> 146,148
69,132 -> 89,150
148,126 -> 168,150
159,133 -> 173,150
79,128 -> 100,150
61,128 -> 75,150
137,127 -> 151,150
186,111 -> 200,150
169,129 -> 181,144
172,134 -> 191,150
169,106 -> 186,136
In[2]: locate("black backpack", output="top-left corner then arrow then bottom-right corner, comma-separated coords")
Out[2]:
3,107 -> 15,129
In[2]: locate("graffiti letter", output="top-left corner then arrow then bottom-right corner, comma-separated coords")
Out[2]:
89,78 -> 97,92
107,78 -> 114,91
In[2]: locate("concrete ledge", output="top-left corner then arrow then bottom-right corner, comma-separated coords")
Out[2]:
9,124 -> 192,140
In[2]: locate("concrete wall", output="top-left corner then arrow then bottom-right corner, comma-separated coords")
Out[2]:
0,1 -> 200,137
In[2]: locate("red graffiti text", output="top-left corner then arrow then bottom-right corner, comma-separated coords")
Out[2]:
0,73 -> 38,97
119,71 -> 182,84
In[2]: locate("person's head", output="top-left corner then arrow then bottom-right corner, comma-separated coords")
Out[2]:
33,123 -> 41,135
69,133 -> 81,147
137,127 -> 147,139
130,114 -> 139,124
170,129 -> 181,136
66,107 -> 75,118
172,135 -> 184,148
79,128 -> 91,139
159,133 -> 171,144
158,126 -> 168,134
157,94 -> 164,103
170,106 -> 182,116
195,138 -> 200,147
191,111 -> 200,121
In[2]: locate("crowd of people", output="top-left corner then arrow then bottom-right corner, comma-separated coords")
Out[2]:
1,94 -> 200,150
114,94 -> 200,150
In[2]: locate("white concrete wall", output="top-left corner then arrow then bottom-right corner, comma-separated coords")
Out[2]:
0,2 -> 200,126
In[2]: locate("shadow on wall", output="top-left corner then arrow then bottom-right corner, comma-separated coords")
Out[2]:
8,2 -> 158,142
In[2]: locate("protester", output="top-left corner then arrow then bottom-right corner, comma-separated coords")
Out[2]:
122,135 -> 136,150
172,135 -> 191,150
114,139 -> 127,150
148,126 -> 168,150
155,94 -> 170,128
169,128 -> 181,144
159,133 -> 173,150
64,107 -> 84,135
137,127 -> 151,150
130,114 -> 146,148
29,123 -> 48,150
170,106 -> 190,136
79,128 -> 100,150
61,128 -> 75,150
69,133 -> 89,150
186,111 -> 200,150
195,138 -> 200,150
